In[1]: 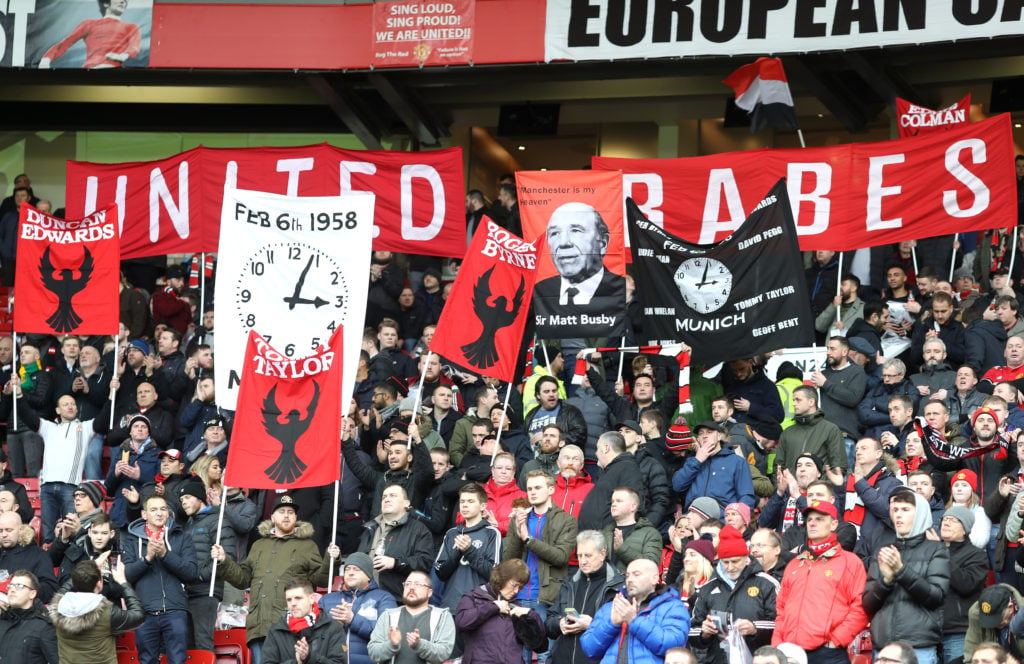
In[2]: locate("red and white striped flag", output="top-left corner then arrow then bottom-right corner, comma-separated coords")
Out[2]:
723,57 -> 800,133
573,344 -> 692,414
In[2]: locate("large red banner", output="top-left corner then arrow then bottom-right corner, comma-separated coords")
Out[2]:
224,328 -> 343,489
431,219 -> 540,382
64,145 -> 465,259
15,204 -> 120,335
594,114 -> 1016,251
372,0 -> 473,67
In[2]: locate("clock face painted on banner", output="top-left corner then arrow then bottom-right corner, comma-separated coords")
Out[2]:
235,241 -> 349,355
675,257 -> 733,314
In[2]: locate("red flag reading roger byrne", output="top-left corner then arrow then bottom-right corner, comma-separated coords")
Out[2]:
14,203 -> 119,335
224,328 -> 343,489
431,219 -> 541,382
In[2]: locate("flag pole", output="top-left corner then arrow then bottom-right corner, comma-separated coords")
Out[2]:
911,245 -> 919,279
616,336 -> 627,383
11,333 -> 17,430
199,252 -> 207,322
1010,228 -> 1020,283
411,351 -> 432,416
209,484 -> 229,597
949,235 -> 959,282
327,478 -> 340,590
835,253 -> 844,328
796,129 -> 806,149
109,335 -> 118,429
540,342 -> 550,371
492,380 -> 513,465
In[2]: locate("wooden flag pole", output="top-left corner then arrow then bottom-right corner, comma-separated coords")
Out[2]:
109,336 -> 118,429
327,478 -> 340,589
949,236 -> 959,282
835,253 -> 844,327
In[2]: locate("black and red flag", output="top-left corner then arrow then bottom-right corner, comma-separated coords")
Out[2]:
224,328 -> 343,489
431,219 -> 542,382
14,203 -> 119,335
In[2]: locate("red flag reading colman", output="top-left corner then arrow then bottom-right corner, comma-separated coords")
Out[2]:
431,219 -> 540,382
225,328 -> 343,489
15,203 -> 119,335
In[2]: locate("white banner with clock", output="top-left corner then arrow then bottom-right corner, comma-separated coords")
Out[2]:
214,188 -> 375,411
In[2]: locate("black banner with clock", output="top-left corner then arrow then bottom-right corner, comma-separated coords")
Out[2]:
626,178 -> 813,366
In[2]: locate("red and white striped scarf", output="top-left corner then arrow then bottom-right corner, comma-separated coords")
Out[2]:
188,254 -> 215,289
573,344 -> 691,412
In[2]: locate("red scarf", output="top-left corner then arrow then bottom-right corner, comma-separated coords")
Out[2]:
288,603 -> 320,634
154,473 -> 169,483
844,467 -> 884,526
145,524 -> 164,541
806,533 -> 839,558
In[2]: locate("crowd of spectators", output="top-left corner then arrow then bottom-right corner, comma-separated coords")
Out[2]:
4,172 -> 1024,664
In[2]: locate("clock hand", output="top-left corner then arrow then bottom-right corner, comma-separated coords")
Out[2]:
283,255 -> 316,310
696,260 -> 711,288
286,295 -> 330,308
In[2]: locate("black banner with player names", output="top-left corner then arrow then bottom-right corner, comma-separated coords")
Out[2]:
626,178 -> 813,366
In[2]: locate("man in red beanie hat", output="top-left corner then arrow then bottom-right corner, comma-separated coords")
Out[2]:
689,524 -> 779,664
773,501 -> 868,664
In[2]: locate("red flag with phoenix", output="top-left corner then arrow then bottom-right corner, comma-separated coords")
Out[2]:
224,328 -> 343,489
14,203 -> 119,335
431,219 -> 541,382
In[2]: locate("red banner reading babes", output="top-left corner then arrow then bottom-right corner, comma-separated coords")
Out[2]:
594,114 -> 1015,251
224,328 -> 343,489
432,219 -> 540,382
15,203 -> 120,335
372,0 -> 473,67
64,145 -> 465,259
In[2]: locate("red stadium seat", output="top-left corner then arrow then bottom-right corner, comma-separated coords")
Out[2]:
160,652 -> 216,664
117,632 -> 136,651
116,652 -> 139,664
214,629 -> 249,664
21,477 -> 39,494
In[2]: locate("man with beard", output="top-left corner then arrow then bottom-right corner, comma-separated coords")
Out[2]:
831,437 -> 902,556
581,558 -> 690,661
519,424 -> 564,489
585,362 -> 678,424
367,570 -> 456,664
771,501 -> 869,663
922,406 -> 1014,506
552,445 -> 592,520
815,273 -> 865,340
523,376 -> 587,449
343,423 -> 434,516
546,530 -> 624,664
909,292 -> 966,371
910,338 -> 958,401
690,526 -> 779,664
810,336 -> 866,465
862,489 -> 950,664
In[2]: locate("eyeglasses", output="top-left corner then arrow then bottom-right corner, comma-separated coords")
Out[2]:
402,581 -> 431,589
882,373 -> 902,379
507,581 -> 523,590
7,583 -> 32,592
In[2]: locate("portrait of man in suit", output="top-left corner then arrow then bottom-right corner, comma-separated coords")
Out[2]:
532,202 -> 626,335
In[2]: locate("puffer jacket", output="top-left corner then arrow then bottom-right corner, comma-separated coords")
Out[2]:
862,493 -> 950,648
944,538 -> 989,635
581,585 -> 691,664
545,562 -> 623,664
318,580 -> 396,664
120,515 -> 197,613
184,505 -> 237,599
217,519 -> 326,643
0,601 -> 58,664
690,561 -> 779,664
673,444 -> 755,511
50,584 -> 146,664
456,584 -> 544,664
261,609 -> 345,664
502,505 -> 578,604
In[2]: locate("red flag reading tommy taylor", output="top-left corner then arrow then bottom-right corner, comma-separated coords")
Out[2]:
15,203 -> 119,335
225,328 -> 343,489
431,219 -> 541,382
